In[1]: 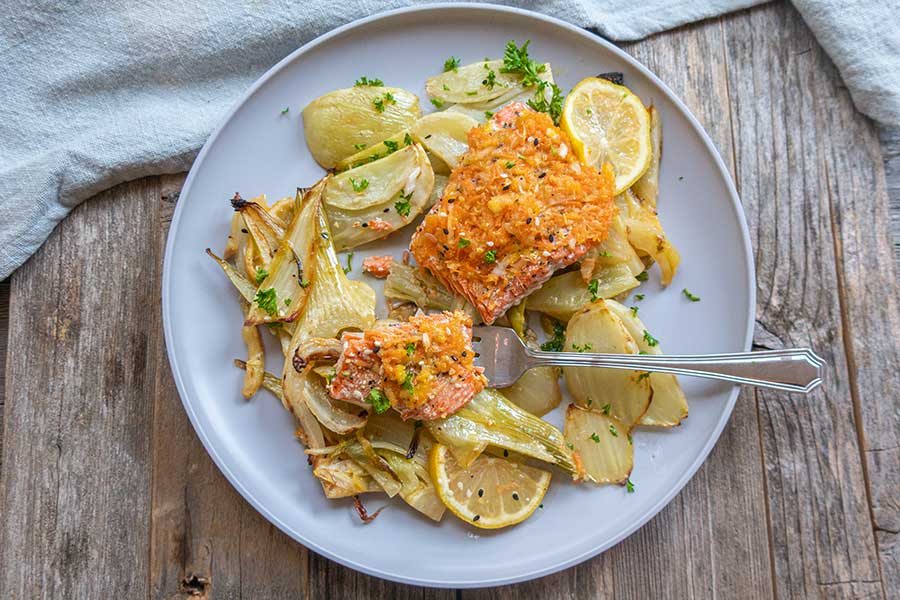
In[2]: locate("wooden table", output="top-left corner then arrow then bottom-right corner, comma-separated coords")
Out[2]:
1,2 -> 898,598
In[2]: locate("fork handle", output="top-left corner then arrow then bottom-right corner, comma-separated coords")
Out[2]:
526,348 -> 825,393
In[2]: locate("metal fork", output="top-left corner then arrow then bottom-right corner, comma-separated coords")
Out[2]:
472,326 -> 825,393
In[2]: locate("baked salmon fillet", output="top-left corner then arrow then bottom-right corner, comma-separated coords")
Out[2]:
409,103 -> 617,324
329,311 -> 486,421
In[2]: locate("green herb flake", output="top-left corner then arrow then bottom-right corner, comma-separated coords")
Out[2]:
373,92 -> 395,113
588,279 -> 599,301
540,319 -> 566,352
280,107 -> 289,115
526,81 -> 564,125
352,143 -> 367,150
572,343 -> 593,353
403,132 -> 414,146
350,178 -> 369,193
642,330 -> 659,347
394,190 -> 412,217
465,90 -> 478,96
255,268 -> 269,284
627,433 -> 633,445
635,270 -> 649,282
367,389 -> 391,414
504,161 -> 515,169
443,56 -> 461,72
430,98 -> 444,108
483,69 -> 497,89
442,84 -> 451,91
630,306 -> 639,317
589,432 -> 601,443
383,139 -> 399,153
601,403 -> 611,416
254,288 -> 278,316
635,294 -> 645,301
402,369 -> 415,394
682,288 -> 701,302
637,371 -> 651,382
566,442 -> 575,450
354,76 -> 384,87
609,424 -> 619,437
457,237 -> 471,248
299,280 -> 311,289
500,39 -> 546,87
484,249 -> 497,263
626,479 -> 635,493
405,342 -> 416,356
484,111 -> 494,119
343,252 -> 354,274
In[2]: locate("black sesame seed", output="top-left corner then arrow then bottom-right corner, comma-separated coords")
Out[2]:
448,198 -> 455,203
548,234 -> 555,243
478,488 -> 484,498
361,223 -> 368,228
451,355 -> 458,361
512,492 -> 519,501
461,351 -> 467,357
383,208 -> 390,213
473,515 -> 481,522
526,217 -> 532,224
538,172 -> 546,179
442,228 -> 449,235
502,184 -> 511,191
503,449 -> 509,457
241,228 -> 248,234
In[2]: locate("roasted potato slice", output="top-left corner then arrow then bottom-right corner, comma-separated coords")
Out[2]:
323,144 -> 435,250
303,86 -> 421,168
563,300 -> 651,429
564,404 -> 633,484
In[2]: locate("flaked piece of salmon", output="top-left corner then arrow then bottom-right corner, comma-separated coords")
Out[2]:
328,311 -> 485,421
362,255 -> 393,278
409,103 -> 617,324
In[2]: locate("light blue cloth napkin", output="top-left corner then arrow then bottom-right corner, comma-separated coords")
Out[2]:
1,1 -> 897,279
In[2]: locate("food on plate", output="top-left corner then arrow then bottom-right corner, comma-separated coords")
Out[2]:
209,39 -> 687,529
410,103 -> 617,324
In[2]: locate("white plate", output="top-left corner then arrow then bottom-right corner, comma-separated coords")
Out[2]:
163,3 -> 754,588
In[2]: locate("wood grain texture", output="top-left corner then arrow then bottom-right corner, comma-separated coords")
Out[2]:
0,278 -> 9,471
879,126 -> 900,269
723,3 -> 889,597
0,181 -> 156,599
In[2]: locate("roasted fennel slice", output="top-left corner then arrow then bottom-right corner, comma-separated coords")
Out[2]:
630,105 -> 661,207
605,299 -> 688,427
245,184 -> 323,326
334,130 -> 414,172
427,389 -> 577,477
303,86 -> 421,168
564,404 -> 633,484
615,190 -> 681,285
383,260 -> 478,318
411,112 -> 478,170
426,59 -> 522,104
564,300 -> 651,430
525,263 -> 639,322
445,65 -> 555,122
324,144 -> 435,251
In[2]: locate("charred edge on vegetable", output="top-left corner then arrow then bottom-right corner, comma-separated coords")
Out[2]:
596,72 -> 624,85
230,192 -> 250,210
352,495 -> 385,523
406,426 -> 422,459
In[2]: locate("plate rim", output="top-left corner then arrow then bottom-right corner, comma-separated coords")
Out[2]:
162,2 -> 756,588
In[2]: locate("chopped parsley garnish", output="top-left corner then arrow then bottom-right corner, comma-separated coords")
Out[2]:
637,371 -> 651,382
587,398 -> 593,406
588,279 -> 599,301
627,433 -> 633,445
483,69 -> 497,89
383,139 -> 399,152
430,98 -> 444,108
343,252 -> 354,274
642,330 -> 659,346
500,40 -> 546,86
540,319 -> 566,352
443,56 -> 461,72
572,343 -> 592,352
299,280 -> 311,289
504,161 -> 515,168
366,389 -> 390,414
354,76 -> 383,87
597,250 -> 612,257
280,107 -> 289,115
636,270 -> 649,282
401,370 -> 415,394
457,237 -> 471,248
630,306 -> 639,317
405,342 -> 416,356
284,297 -> 291,306
350,178 -> 369,192
442,84 -> 451,91
527,81 -> 564,125
352,143 -> 367,150
404,132 -> 414,146
465,90 -> 478,96
373,92 -> 395,113
609,424 -> 619,437
567,442 -> 575,450
682,288 -> 701,302
254,288 -> 278,316
601,403 -> 611,416
255,268 -> 269,284
484,249 -> 497,263
394,190 -> 413,217
484,111 -> 494,119
589,432 -> 601,443
626,479 -> 635,493
634,294 -> 645,301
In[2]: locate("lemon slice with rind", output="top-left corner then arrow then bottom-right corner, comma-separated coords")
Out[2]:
561,77 -> 652,194
429,443 -> 550,529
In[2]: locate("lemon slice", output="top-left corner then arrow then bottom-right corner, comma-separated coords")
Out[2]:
561,77 -> 652,194
429,443 -> 550,529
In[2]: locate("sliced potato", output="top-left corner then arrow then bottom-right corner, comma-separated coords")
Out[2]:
563,300 -> 651,429
616,190 -> 681,285
410,112 -> 478,169
245,185 -> 322,325
303,86 -> 421,168
605,300 -> 688,427
525,263 -> 638,322
631,106 -> 661,207
426,60 -> 520,104
324,144 -> 435,251
564,404 -> 633,484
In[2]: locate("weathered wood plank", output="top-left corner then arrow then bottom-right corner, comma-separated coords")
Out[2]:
1,278 -> 9,472
878,125 -> 900,270
463,13 -> 775,600
722,2 -> 888,597
0,181 -> 156,599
